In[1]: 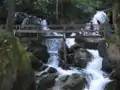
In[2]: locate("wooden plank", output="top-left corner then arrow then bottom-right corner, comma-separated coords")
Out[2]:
16,35 -> 103,38
14,29 -> 103,33
43,36 -> 103,38
0,24 -> 105,29
0,24 -> 86,27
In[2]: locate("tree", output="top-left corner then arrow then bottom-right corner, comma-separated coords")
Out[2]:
6,0 -> 15,32
113,0 -> 120,43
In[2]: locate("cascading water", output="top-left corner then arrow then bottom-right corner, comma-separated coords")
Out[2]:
84,50 -> 111,90
36,18 -> 111,90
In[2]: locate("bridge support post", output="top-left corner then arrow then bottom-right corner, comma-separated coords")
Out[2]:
103,24 -> 107,39
63,26 -> 67,67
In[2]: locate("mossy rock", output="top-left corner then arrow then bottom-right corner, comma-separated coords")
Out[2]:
61,74 -> 87,90
0,30 -> 35,90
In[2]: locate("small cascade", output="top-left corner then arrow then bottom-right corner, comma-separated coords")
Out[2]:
84,50 -> 111,90
40,19 -> 82,76
66,33 -> 76,48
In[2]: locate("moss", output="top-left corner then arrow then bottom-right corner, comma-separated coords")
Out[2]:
15,39 -> 31,71
106,34 -> 116,43
0,30 -> 34,90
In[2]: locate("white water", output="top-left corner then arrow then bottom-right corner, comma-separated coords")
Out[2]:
46,49 -> 111,90
84,50 -> 111,90
37,19 -> 111,90
91,11 -> 108,31
65,33 -> 76,48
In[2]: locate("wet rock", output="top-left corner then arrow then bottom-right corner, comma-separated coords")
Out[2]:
27,39 -> 50,63
106,43 -> 120,68
84,42 -> 98,49
59,74 -> 87,90
37,73 -> 58,90
47,67 -> 57,74
61,43 -> 92,68
39,65 -> 48,71
74,48 -> 92,68
97,40 -> 107,57
110,68 -> 120,90
69,44 -> 84,53
110,67 -> 120,80
98,40 -> 113,73
58,75 -> 69,82
30,55 -> 43,71
104,80 -> 117,90
100,42 -> 120,73
102,57 -> 113,73
34,46 -> 50,63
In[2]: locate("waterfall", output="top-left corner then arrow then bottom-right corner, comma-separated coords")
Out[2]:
65,33 -> 76,48
84,50 -> 111,90
91,11 -> 108,31
37,19 -> 111,90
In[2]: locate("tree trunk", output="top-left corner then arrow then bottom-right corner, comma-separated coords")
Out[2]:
112,1 -> 120,90
113,0 -> 120,45
6,0 -> 15,32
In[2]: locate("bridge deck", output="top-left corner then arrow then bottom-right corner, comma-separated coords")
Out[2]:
14,29 -> 104,38
0,24 -> 106,38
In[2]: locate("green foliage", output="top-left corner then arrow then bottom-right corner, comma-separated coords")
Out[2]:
0,30 -> 32,89
106,34 -> 116,43
0,0 -> 112,12
33,0 -> 56,13
1,0 -> 111,14
71,0 -> 112,10
15,38 -> 31,71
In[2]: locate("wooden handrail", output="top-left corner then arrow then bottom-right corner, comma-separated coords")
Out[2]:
0,24 -> 105,29
14,29 -> 103,33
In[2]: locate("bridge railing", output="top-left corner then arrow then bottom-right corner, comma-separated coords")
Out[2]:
0,23 -> 104,29
0,24 -> 106,37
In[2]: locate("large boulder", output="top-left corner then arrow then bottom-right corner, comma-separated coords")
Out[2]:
30,55 -> 43,71
97,40 -> 107,57
98,41 -> 120,90
34,48 -> 50,63
109,67 -> 120,90
73,48 -> 91,68
104,81 -> 117,90
69,44 -> 91,68
106,43 -> 120,68
98,40 -> 113,73
59,43 -> 92,68
0,30 -> 35,90
102,57 -> 113,73
55,73 -> 87,90
28,40 -> 50,63
37,73 -> 58,90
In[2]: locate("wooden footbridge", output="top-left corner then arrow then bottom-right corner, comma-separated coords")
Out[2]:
0,24 -> 107,39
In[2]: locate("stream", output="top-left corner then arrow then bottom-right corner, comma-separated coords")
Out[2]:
35,16 -> 111,90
